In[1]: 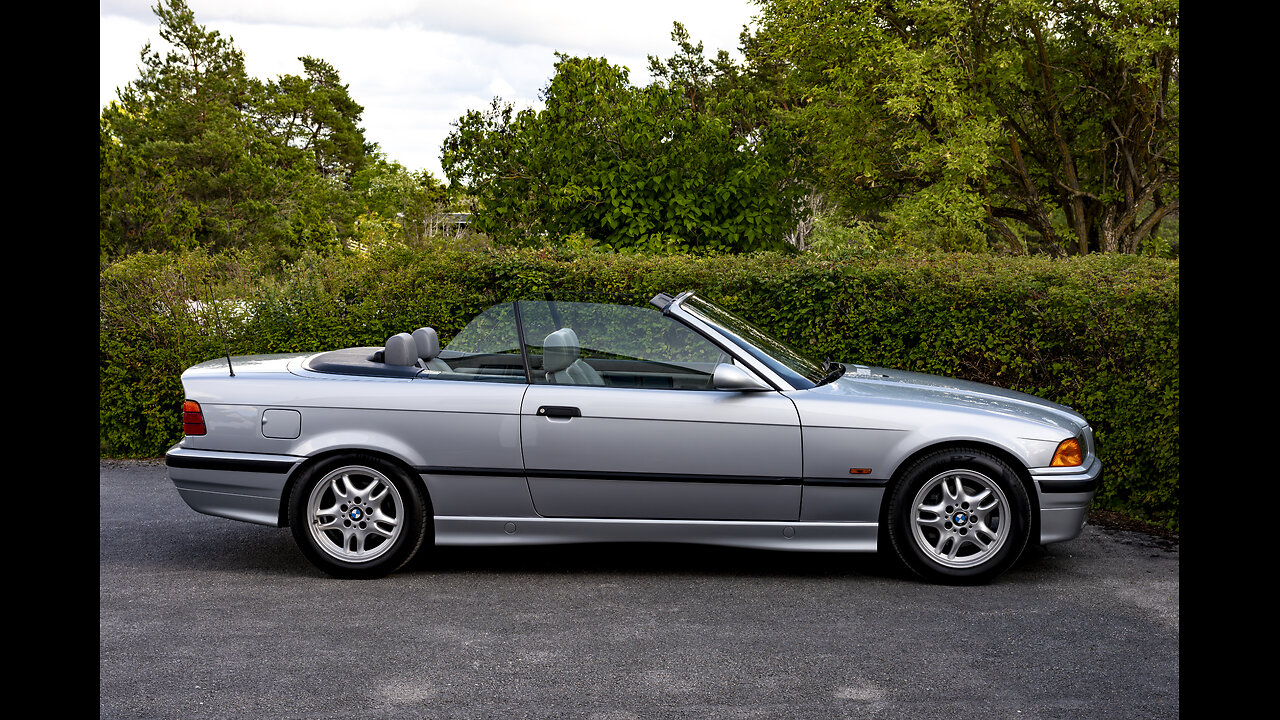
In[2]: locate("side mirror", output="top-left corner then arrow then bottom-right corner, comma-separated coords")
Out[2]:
712,363 -> 771,391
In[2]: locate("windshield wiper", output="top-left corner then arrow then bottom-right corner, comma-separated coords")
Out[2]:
817,358 -> 846,386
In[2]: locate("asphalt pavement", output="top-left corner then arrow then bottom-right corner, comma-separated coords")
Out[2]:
100,459 -> 1179,719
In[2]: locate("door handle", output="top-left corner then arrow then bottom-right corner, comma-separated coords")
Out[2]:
537,405 -> 581,419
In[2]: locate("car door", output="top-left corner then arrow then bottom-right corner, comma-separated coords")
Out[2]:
516,299 -> 802,521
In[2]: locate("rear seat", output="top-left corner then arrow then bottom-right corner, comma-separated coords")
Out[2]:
382,332 -> 418,366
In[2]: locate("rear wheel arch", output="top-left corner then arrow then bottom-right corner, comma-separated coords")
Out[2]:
279,449 -> 432,527
285,451 -> 433,578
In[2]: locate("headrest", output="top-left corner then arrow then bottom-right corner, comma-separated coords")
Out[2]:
412,327 -> 441,360
383,332 -> 418,366
542,328 -> 580,373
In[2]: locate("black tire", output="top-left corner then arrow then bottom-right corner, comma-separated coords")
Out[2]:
886,448 -> 1031,585
288,454 -> 429,579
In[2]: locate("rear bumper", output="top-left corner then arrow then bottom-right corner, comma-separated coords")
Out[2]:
1031,456 -> 1102,544
165,445 -> 303,527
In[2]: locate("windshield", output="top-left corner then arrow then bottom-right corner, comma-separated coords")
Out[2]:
679,295 -> 827,389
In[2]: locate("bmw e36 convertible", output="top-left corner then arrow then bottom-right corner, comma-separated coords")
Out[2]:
165,291 -> 1099,584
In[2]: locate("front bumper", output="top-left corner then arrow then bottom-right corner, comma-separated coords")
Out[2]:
1031,455 -> 1102,544
165,445 -> 304,527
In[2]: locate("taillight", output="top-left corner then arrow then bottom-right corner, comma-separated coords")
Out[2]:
183,400 -> 207,436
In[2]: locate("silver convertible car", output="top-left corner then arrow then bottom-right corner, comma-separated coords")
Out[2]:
166,291 -> 1099,584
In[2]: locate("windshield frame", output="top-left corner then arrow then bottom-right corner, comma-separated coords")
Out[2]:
671,293 -> 826,390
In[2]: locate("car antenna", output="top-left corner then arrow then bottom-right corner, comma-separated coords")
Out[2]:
204,280 -> 235,377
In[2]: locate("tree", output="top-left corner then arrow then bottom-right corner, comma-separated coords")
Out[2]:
256,56 -> 374,183
747,0 -> 1179,254
350,155 -> 454,243
100,0 -> 375,263
442,53 -> 805,253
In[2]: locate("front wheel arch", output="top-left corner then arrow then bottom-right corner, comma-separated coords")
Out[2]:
881,444 -> 1035,584
879,441 -> 1040,546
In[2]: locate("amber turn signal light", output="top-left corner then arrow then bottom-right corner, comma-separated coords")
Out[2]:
182,399 -> 206,436
1050,437 -> 1082,467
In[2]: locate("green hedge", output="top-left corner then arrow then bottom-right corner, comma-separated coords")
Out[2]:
100,246 -> 1179,530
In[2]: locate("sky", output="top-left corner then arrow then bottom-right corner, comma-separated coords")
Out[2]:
100,0 -> 763,181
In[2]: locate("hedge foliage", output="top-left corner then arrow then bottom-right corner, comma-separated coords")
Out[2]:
100,246 -> 1179,529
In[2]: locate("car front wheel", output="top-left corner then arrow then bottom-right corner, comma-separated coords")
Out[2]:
886,448 -> 1031,584
288,455 -> 429,579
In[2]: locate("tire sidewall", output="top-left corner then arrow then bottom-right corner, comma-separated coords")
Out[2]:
887,449 -> 1031,585
288,454 -> 428,579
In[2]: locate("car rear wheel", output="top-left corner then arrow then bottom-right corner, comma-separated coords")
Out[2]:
288,455 -> 429,579
887,448 -> 1031,584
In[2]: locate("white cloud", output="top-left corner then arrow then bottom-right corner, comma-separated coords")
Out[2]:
100,1 -> 760,179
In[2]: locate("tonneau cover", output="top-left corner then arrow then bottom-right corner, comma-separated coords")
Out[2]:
303,347 -> 422,378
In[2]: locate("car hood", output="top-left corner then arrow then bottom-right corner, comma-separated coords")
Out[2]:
793,363 -> 1088,434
